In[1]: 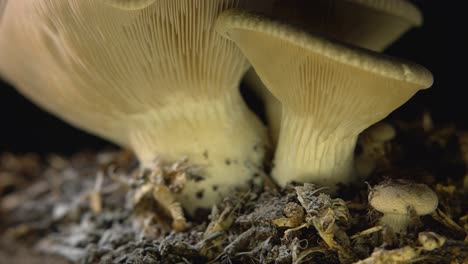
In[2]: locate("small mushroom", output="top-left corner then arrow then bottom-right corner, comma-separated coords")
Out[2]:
245,0 -> 423,144
216,10 -> 433,188
369,180 -> 438,233
418,231 -> 446,251
0,0 -> 276,214
421,111 -> 434,132
355,122 -> 396,178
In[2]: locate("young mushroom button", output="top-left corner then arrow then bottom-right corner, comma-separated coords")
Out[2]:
245,0 -> 424,145
355,122 -> 396,178
0,0 -> 276,215
216,10 -> 433,189
369,180 -> 438,233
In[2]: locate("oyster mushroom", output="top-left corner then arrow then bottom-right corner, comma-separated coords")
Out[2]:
216,10 -> 433,188
247,0 -> 423,144
0,0 -> 275,213
369,180 -> 438,233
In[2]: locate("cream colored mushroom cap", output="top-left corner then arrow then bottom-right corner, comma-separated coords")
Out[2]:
348,0 -> 423,26
369,180 -> 438,215
272,0 -> 423,52
216,10 -> 433,88
98,0 -> 157,10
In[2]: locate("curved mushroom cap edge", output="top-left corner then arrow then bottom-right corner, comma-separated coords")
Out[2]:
216,9 -> 433,89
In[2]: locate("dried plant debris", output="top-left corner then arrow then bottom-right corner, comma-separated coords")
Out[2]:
1,116 -> 468,264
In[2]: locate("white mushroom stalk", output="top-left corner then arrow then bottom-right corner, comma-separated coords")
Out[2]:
216,10 -> 433,188
275,110 -> 359,186
0,0 -> 274,213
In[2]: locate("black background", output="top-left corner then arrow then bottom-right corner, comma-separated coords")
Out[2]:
0,1 -> 466,154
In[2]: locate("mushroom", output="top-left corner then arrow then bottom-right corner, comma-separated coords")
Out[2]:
0,0 -> 275,214
216,10 -> 433,188
246,0 -> 423,144
369,180 -> 438,233
355,122 -> 396,178
418,232 -> 446,251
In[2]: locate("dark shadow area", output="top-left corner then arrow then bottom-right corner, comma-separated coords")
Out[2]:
386,0 -> 467,126
0,85 -> 114,154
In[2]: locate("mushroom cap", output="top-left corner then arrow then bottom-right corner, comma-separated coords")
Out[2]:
98,0 -> 157,10
346,0 -> 422,25
369,180 -> 438,215
272,0 -> 423,51
216,10 -> 432,133
217,10 -> 432,88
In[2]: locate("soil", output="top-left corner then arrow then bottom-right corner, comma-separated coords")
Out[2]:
0,115 -> 467,264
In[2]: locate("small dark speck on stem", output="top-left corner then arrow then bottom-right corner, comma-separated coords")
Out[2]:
196,190 -> 204,199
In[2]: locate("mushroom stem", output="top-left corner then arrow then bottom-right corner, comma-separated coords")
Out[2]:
380,213 -> 411,233
273,109 -> 357,187
129,91 -> 268,212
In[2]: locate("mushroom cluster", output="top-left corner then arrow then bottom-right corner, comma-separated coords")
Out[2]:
0,0 -> 275,214
0,0 -> 433,213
